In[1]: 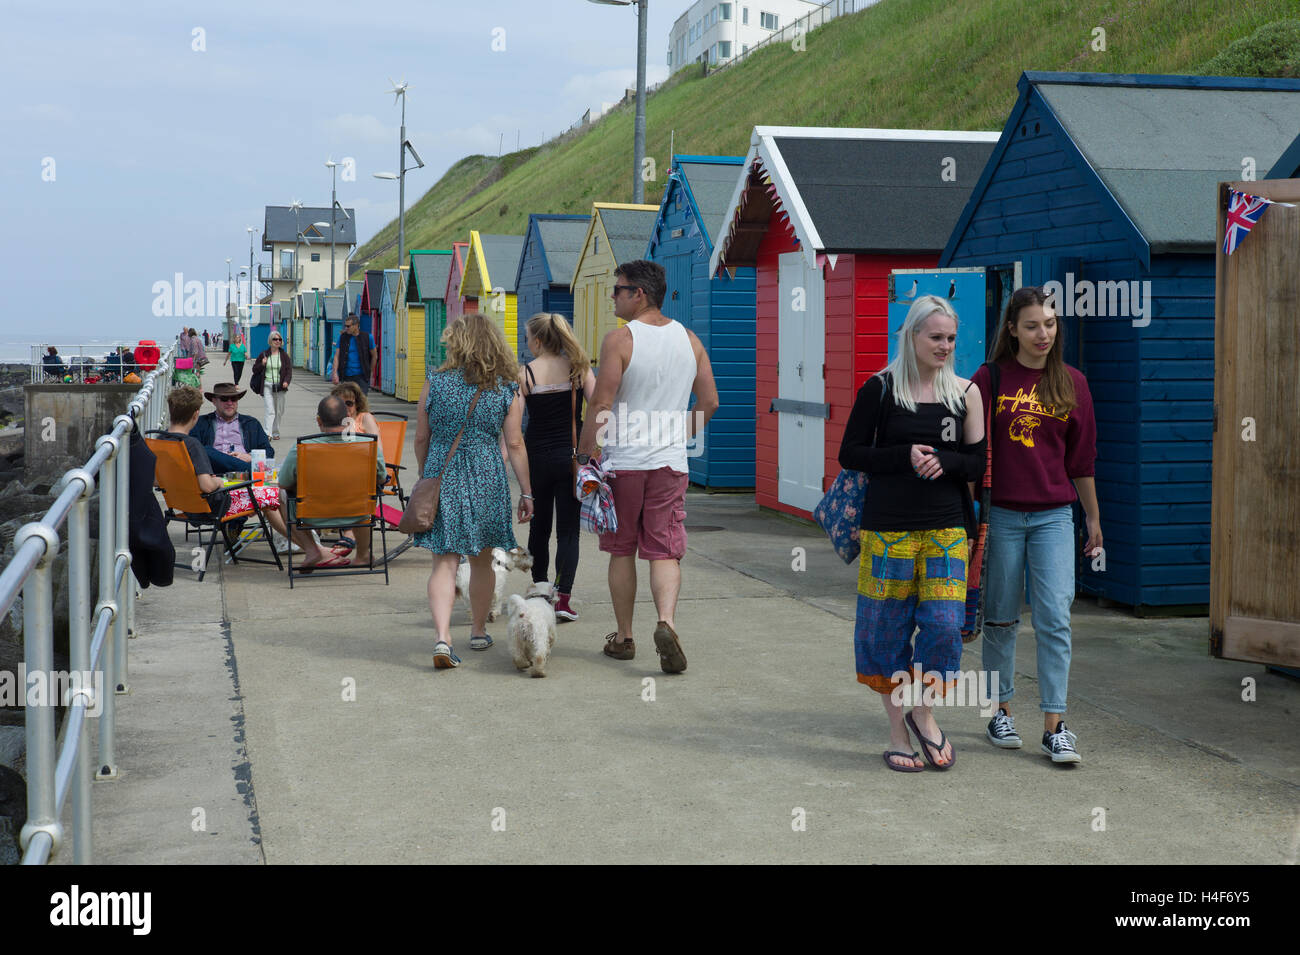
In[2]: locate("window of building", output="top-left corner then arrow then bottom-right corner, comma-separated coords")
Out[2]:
280,249 -> 293,271
742,43 -> 749,53
310,252 -> 321,262
743,7 -> 749,25
721,3 -> 732,20
667,49 -> 673,65
718,40 -> 731,58
761,11 -> 778,29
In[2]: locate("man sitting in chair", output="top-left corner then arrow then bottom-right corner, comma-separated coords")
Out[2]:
277,394 -> 386,571
191,382 -> 275,473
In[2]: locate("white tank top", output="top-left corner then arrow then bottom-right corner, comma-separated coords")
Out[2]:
602,319 -> 697,473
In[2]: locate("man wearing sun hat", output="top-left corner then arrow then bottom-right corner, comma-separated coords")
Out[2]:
190,381 -> 274,474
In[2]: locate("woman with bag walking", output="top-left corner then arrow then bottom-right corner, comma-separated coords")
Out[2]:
413,313 -> 534,668
226,334 -> 248,385
518,313 -> 596,622
250,330 -> 292,441
838,296 -> 985,772
971,286 -> 1099,764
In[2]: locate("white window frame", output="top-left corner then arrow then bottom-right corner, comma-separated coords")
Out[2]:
743,6 -> 749,25
721,2 -> 732,20
761,11 -> 778,30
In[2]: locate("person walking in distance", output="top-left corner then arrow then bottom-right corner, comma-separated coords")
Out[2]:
331,313 -> 375,395
519,312 -> 597,621
576,260 -> 719,672
226,333 -> 248,385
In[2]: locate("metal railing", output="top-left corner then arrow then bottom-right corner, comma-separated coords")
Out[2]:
27,344 -> 162,384
0,343 -> 177,864
258,264 -> 304,284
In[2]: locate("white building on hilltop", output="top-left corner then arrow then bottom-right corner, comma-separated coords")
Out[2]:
667,0 -> 825,72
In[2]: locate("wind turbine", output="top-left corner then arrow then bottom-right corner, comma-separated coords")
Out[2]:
374,77 -> 424,269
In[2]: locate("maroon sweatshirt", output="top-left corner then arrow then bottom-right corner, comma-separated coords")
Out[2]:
971,358 -> 1096,512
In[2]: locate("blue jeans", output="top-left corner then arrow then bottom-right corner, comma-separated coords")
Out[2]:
981,505 -> 1075,713
205,447 -> 248,474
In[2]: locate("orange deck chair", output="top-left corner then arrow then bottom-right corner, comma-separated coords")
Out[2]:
145,432 -> 283,581
371,411 -> 409,509
287,433 -> 389,588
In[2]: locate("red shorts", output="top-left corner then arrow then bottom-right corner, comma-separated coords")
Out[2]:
598,466 -> 689,560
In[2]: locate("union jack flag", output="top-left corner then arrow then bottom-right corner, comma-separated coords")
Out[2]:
1224,189 -> 1294,255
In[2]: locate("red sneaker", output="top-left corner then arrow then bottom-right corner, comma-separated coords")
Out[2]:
555,592 -> 578,622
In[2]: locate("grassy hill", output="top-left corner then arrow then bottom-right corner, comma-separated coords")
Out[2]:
351,0 -> 1300,273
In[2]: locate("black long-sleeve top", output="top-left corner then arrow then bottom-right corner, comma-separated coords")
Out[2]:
837,374 -> 986,532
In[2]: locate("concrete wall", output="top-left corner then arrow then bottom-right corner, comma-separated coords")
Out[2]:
24,384 -> 140,476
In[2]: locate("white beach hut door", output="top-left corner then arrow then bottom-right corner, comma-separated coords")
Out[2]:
777,252 -> 825,512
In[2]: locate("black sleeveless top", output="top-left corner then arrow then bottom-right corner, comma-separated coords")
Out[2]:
522,365 -> 584,457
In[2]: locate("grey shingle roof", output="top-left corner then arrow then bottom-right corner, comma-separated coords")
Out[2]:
477,234 -> 526,293
534,218 -> 590,285
323,292 -> 345,321
410,251 -> 453,302
678,159 -> 744,247
364,271 -> 384,309
772,136 -> 997,251
384,269 -> 400,304
1036,81 -> 1300,252
262,206 -> 357,248
600,208 -> 659,265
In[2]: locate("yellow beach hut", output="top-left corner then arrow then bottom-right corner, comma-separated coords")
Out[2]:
395,266 -> 426,400
570,202 -> 660,363
459,231 -> 526,351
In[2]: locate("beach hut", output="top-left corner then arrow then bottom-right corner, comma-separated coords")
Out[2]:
648,155 -> 756,489
709,126 -> 999,519
514,214 -> 591,360
395,266 -> 424,400
460,231 -> 526,351
345,278 -> 364,320
409,249 -> 454,373
380,269 -> 400,394
361,270 -> 384,389
940,71 -> 1300,610
570,202 -> 660,362
445,241 -> 473,324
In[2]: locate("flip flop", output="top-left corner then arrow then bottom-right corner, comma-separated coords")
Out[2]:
330,541 -> 355,556
296,553 -> 352,575
904,711 -> 954,770
883,750 -> 924,773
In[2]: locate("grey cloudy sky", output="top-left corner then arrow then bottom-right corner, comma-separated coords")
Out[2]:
1,0 -> 673,341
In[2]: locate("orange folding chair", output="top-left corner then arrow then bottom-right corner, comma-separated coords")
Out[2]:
371,411 -> 409,508
287,434 -> 389,588
145,432 -> 283,581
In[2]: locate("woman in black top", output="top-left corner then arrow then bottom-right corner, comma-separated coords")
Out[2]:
838,296 -> 985,773
517,313 -> 596,621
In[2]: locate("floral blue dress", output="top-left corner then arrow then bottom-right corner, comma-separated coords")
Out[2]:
413,368 -> 520,556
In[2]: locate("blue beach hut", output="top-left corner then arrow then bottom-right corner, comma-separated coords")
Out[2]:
940,71 -> 1300,611
381,269 -> 399,394
647,155 -> 756,489
514,214 -> 591,361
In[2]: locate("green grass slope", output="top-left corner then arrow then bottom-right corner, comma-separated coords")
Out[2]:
352,0 -> 1300,274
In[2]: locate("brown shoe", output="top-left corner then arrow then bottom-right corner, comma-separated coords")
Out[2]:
653,620 -> 687,674
603,632 -> 635,660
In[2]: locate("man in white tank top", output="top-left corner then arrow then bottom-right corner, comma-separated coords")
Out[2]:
577,260 -> 719,673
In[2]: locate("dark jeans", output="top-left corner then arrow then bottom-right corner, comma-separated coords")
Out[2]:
205,446 -> 250,474
231,361 -> 244,384
527,450 -> 580,594
342,373 -> 370,395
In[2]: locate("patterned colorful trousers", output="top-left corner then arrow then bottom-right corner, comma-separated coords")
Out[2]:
854,527 -> 968,696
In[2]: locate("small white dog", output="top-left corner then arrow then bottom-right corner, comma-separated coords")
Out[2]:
455,547 -> 534,621
507,582 -> 557,678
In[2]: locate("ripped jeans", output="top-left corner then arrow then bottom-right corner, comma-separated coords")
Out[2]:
980,505 -> 1075,713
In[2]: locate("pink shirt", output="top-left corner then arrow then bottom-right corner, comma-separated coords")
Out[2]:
214,417 -> 245,455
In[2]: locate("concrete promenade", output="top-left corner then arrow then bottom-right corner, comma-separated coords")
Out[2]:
78,365 -> 1299,865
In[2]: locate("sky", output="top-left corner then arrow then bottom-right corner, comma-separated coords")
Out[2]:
0,0 -> 675,344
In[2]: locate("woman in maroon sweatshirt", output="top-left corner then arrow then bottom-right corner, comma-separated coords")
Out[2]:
972,286 -> 1101,764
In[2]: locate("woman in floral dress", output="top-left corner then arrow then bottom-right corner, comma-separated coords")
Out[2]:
413,313 -> 534,668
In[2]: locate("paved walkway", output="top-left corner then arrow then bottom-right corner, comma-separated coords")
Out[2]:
82,366 -> 1300,864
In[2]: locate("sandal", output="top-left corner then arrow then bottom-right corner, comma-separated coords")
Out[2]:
433,642 -> 461,669
296,553 -> 352,575
602,632 -> 635,660
470,633 -> 494,651
904,711 -> 955,771
883,749 -> 924,773
330,540 -> 355,556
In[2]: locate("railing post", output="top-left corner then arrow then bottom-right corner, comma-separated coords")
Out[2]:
113,416 -> 133,691
62,470 -> 95,863
95,434 -> 119,782
16,523 -> 63,861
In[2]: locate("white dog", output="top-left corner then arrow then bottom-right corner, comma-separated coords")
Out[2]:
507,583 -> 557,677
455,547 -> 534,621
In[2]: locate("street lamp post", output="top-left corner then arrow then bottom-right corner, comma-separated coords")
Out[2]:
226,257 -> 233,343
247,226 -> 258,322
374,80 -> 424,270
588,0 -> 648,203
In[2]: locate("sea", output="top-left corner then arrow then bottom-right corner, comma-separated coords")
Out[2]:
0,332 -> 193,365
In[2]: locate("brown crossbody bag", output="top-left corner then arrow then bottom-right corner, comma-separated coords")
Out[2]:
397,388 -> 484,534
